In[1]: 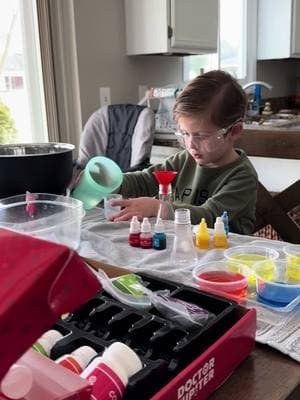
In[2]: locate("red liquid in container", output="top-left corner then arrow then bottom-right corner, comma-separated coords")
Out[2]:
197,271 -> 248,297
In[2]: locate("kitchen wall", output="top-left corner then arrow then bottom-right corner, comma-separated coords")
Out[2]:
257,59 -> 300,99
73,0 -> 183,125
72,0 -> 299,192
73,0 -> 300,124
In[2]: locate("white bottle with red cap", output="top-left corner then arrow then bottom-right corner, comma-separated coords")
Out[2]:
81,341 -> 143,400
140,217 -> 152,249
128,216 -> 141,247
55,345 -> 98,374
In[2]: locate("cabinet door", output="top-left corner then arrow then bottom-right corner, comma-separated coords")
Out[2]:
125,0 -> 169,55
257,0 -> 292,60
291,0 -> 300,56
169,0 -> 218,53
125,0 -> 218,55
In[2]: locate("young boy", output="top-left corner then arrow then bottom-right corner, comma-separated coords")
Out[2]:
109,70 -> 258,235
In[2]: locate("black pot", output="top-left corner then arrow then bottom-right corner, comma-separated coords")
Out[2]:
0,143 -> 75,198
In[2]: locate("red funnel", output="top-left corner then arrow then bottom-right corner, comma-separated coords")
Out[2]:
153,171 -> 177,195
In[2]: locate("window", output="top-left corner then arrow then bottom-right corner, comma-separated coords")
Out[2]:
184,0 -> 257,84
0,0 -> 48,144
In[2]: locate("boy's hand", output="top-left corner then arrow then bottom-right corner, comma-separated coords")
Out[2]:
108,197 -> 160,221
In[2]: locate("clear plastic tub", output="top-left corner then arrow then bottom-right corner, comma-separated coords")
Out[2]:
224,245 -> 279,284
0,193 -> 84,249
192,260 -> 250,298
254,259 -> 300,307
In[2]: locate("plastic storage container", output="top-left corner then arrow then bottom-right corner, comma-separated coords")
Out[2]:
193,260 -> 250,298
0,193 -> 84,249
253,259 -> 300,307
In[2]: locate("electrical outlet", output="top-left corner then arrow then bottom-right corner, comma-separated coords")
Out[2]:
99,87 -> 111,107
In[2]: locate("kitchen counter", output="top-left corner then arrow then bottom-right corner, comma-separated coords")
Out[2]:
237,127 -> 300,160
154,127 -> 300,159
152,127 -> 300,195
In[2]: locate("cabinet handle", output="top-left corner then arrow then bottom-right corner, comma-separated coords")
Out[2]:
168,26 -> 173,39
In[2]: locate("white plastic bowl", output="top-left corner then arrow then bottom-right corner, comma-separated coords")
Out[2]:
0,193 -> 84,249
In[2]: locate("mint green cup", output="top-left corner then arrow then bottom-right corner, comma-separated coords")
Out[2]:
72,156 -> 123,210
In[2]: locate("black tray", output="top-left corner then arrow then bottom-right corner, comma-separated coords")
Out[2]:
51,273 -> 237,400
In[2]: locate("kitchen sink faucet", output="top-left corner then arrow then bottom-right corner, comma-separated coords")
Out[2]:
242,81 -> 273,91
243,81 -> 272,118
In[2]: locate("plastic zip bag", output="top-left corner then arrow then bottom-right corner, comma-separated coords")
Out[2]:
148,292 -> 215,329
97,270 -> 214,328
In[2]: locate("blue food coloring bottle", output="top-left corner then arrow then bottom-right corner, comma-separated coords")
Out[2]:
153,218 -> 167,250
221,211 -> 229,236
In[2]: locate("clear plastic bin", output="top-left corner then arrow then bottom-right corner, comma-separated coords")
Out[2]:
224,245 -> 279,284
193,260 -> 250,298
253,259 -> 300,307
0,193 -> 84,249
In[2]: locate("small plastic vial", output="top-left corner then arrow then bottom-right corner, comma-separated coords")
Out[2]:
195,218 -> 210,249
170,209 -> 198,268
140,217 -> 152,249
128,216 -> 141,247
32,329 -> 63,357
213,217 -> 228,249
221,211 -> 229,236
55,345 -> 98,374
153,218 -> 167,250
81,342 -> 143,400
0,364 -> 33,399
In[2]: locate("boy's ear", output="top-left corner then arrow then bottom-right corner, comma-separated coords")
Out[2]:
230,123 -> 243,141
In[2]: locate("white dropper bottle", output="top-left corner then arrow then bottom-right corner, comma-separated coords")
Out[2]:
140,217 -> 152,249
213,216 -> 228,248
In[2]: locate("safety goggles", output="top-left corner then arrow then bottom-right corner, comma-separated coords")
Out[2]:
174,119 -> 243,149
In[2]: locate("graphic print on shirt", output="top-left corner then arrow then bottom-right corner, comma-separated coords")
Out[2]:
175,187 -> 192,202
194,188 -> 209,205
175,187 -> 209,205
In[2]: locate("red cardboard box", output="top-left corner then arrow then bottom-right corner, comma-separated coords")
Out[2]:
0,229 -> 101,399
85,258 -> 257,400
151,307 -> 256,400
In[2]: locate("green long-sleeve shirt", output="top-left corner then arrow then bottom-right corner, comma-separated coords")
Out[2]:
120,149 -> 258,235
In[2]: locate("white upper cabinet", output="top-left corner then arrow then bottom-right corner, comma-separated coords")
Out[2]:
258,0 -> 300,59
125,0 -> 218,55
